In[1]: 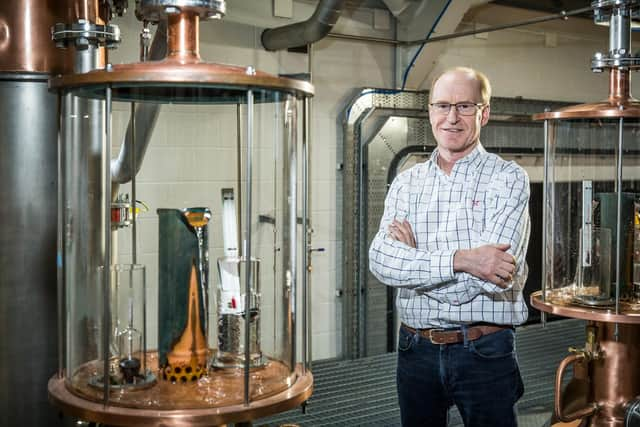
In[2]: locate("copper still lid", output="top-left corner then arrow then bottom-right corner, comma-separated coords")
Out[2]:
49,9 -> 314,102
533,69 -> 640,120
49,59 -> 314,102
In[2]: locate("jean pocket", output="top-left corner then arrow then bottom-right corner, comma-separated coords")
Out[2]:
469,328 -> 515,359
397,327 -> 414,352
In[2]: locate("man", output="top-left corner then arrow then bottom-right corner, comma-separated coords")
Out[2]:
369,67 -> 531,427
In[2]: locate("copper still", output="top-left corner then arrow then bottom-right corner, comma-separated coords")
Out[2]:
44,0 -> 315,426
531,1 -> 640,426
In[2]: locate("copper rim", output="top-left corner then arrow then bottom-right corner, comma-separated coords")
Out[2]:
49,59 -> 314,98
48,365 -> 313,427
532,101 -> 640,120
530,291 -> 640,324
533,69 -> 640,120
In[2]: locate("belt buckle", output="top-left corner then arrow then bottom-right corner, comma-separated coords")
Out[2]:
428,328 -> 446,344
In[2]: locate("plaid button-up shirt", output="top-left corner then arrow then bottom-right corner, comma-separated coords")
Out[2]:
369,143 -> 531,328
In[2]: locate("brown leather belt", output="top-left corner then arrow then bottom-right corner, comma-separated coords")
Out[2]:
401,323 -> 512,345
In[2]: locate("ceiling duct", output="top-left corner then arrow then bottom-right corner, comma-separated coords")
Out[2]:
261,0 -> 345,51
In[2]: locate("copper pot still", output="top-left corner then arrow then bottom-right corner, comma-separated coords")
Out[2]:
553,323 -> 640,427
0,0 -> 120,74
531,1 -> 640,427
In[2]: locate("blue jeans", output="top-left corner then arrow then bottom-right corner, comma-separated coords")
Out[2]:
397,325 -> 524,427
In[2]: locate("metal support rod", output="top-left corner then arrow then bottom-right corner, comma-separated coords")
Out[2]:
103,85 -> 113,405
302,96 -> 309,374
307,45 -> 314,369
142,267 -> 148,375
243,90 -> 254,405
287,95 -> 298,371
327,6 -> 593,46
541,118 -> 550,326
57,93 -> 66,377
615,115 -> 624,339
131,103 -> 137,266
271,93 -> 280,354
140,21 -> 151,62
237,103 -> 243,257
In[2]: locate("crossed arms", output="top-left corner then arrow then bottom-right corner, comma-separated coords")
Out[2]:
368,165 -> 530,304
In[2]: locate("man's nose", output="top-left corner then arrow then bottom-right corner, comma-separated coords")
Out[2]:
446,106 -> 460,121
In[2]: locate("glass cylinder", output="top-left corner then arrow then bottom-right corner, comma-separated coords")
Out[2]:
215,256 -> 262,368
60,89 -> 109,393
57,78 -> 309,410
574,227 -> 612,305
542,117 -> 640,308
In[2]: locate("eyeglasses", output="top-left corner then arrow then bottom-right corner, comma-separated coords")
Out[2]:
429,102 -> 485,116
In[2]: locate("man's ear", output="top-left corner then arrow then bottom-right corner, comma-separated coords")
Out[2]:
480,104 -> 490,126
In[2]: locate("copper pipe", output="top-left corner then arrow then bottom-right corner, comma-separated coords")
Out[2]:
67,0 -> 106,25
608,68 -> 632,105
554,353 -> 598,422
167,12 -> 200,62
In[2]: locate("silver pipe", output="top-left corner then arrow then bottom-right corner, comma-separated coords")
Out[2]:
286,95 -> 298,371
328,32 -> 399,45
103,85 -> 113,404
261,0 -> 345,51
609,6 -> 630,54
110,21 -> 167,197
243,90 -> 254,405
327,6 -> 593,47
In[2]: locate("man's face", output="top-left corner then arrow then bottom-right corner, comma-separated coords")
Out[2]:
429,71 -> 490,157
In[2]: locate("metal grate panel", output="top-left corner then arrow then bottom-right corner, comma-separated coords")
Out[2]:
257,319 -> 586,426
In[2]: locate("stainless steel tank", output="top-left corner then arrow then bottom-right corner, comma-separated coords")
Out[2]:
0,1 -> 110,425
0,73 -> 60,427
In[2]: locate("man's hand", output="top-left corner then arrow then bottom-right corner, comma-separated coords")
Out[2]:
453,243 -> 516,288
387,219 -> 416,248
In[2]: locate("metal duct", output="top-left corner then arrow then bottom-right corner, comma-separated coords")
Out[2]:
110,20 -> 167,191
261,0 -> 345,51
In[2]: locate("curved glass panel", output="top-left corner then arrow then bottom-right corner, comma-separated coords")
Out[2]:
61,83 -> 305,409
544,118 -> 640,311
